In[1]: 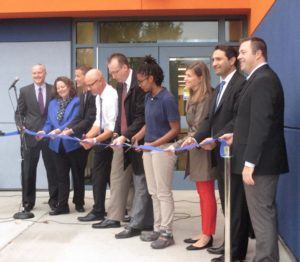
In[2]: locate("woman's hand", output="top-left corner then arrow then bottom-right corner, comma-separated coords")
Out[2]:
49,129 -> 61,139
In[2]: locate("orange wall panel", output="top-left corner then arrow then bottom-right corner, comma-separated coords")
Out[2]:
0,0 -> 276,35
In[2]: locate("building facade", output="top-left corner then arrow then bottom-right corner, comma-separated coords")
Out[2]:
0,0 -> 298,259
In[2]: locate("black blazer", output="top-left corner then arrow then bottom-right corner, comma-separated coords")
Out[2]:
232,64 -> 289,175
15,83 -> 54,147
115,71 -> 145,174
194,71 -> 245,169
67,91 -> 96,138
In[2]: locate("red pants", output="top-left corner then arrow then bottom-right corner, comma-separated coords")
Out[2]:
196,180 -> 217,235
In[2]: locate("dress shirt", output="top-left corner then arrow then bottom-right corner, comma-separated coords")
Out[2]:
217,69 -> 237,106
246,62 -> 268,80
124,69 -> 133,93
94,83 -> 118,132
34,83 -> 46,106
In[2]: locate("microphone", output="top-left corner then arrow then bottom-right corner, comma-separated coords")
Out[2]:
9,77 -> 20,90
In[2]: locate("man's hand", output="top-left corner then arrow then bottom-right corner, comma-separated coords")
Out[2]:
80,138 -> 94,150
199,137 -> 216,151
242,166 -> 255,185
35,130 -> 45,141
181,137 -> 197,147
219,133 -> 234,146
111,135 -> 127,146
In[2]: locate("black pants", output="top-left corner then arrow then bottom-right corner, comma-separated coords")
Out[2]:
92,146 -> 113,215
21,139 -> 58,208
71,148 -> 89,206
216,168 -> 251,260
52,146 -> 86,208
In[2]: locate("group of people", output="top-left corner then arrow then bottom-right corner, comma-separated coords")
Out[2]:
15,36 -> 288,262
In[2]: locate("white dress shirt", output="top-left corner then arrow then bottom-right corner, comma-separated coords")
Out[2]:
124,69 -> 133,92
216,70 -> 237,107
94,83 -> 118,132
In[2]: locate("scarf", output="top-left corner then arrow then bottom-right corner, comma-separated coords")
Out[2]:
57,97 -> 72,122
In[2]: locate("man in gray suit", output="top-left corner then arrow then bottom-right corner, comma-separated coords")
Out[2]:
15,64 -> 58,212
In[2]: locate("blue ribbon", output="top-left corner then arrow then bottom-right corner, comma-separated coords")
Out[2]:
0,129 -> 229,157
0,131 -> 19,137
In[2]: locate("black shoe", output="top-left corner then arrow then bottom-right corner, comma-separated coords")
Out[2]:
186,237 -> 213,250
49,203 -> 57,211
92,219 -> 121,229
77,212 -> 104,222
207,243 -> 224,255
115,227 -> 141,239
184,238 -> 199,244
75,205 -> 85,213
211,255 -> 243,262
24,204 -> 33,212
48,200 -> 57,211
49,207 -> 70,216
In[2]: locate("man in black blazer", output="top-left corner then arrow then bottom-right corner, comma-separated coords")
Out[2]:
15,64 -> 58,212
183,46 -> 251,261
93,53 -> 153,237
222,37 -> 289,261
62,65 -> 96,212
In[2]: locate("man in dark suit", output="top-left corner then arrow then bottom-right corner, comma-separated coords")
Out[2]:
62,65 -> 96,212
15,64 -> 58,212
222,37 -> 289,261
183,45 -> 251,261
93,53 -> 153,237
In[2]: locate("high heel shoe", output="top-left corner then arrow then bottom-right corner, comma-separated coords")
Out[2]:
183,238 -> 199,244
186,236 -> 213,250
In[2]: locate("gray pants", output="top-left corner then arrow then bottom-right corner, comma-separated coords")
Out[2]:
244,175 -> 279,262
108,148 -> 152,229
129,174 -> 153,229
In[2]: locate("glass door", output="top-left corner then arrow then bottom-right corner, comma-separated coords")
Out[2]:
159,47 -> 218,186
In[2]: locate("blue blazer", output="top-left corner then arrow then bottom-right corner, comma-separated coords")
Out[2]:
43,97 -> 80,153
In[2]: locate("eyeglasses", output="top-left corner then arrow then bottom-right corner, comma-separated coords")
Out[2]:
86,79 -> 99,89
137,77 -> 149,85
109,67 -> 122,76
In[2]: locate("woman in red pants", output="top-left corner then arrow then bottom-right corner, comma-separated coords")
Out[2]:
170,61 -> 217,250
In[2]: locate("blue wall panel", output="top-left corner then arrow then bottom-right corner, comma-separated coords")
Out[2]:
0,18 -> 72,42
277,129 -> 300,259
254,0 -> 300,259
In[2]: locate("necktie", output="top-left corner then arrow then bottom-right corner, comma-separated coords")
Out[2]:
215,81 -> 226,109
83,92 -> 87,109
38,87 -> 45,114
121,83 -> 128,135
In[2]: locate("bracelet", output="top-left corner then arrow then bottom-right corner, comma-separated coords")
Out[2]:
93,138 -> 97,145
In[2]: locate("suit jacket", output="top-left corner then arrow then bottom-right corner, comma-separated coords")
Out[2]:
115,71 -> 145,174
67,91 -> 96,138
232,64 -> 289,175
194,71 -> 245,170
43,97 -> 80,153
15,83 -> 54,147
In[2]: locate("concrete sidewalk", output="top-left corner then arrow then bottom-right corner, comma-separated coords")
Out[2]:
0,190 -> 293,262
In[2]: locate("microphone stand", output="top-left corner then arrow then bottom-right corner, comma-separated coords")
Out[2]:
10,85 -> 34,219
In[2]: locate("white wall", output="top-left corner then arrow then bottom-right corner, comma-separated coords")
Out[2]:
0,41 -> 71,189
